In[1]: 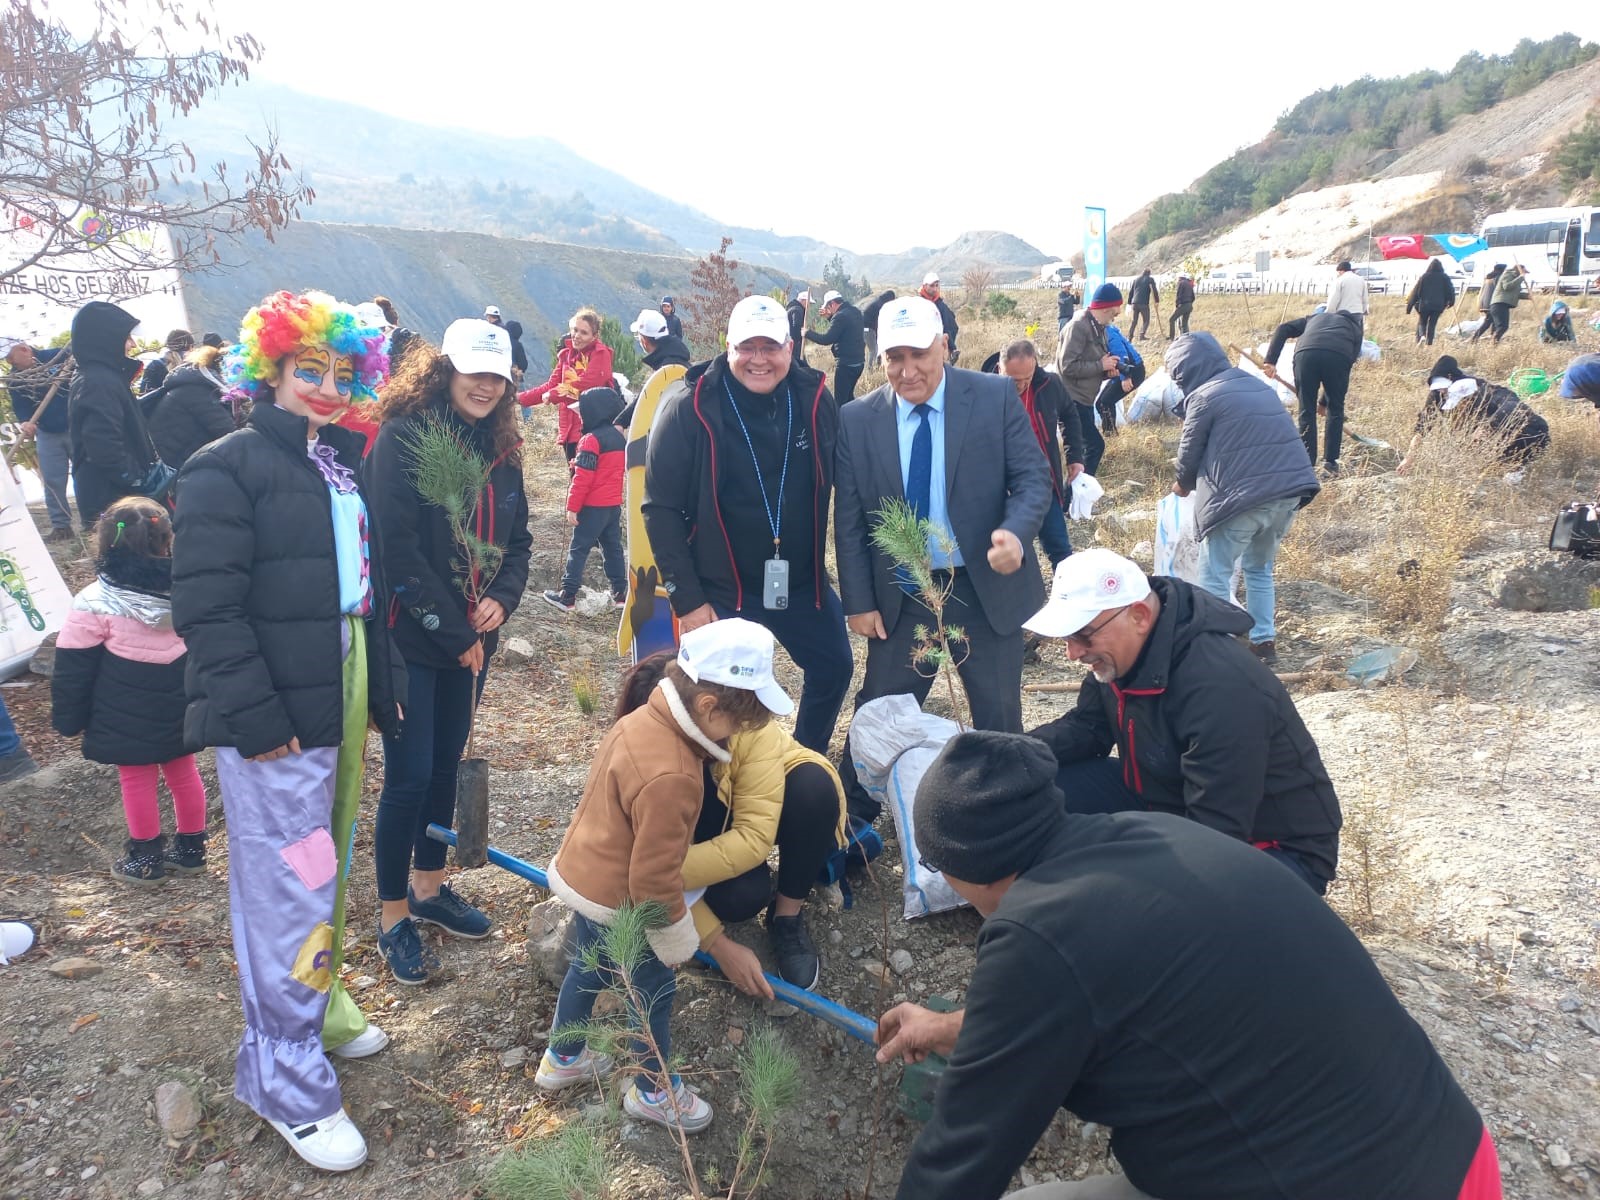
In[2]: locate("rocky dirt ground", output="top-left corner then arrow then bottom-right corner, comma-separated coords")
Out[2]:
2,293 -> 1598,1200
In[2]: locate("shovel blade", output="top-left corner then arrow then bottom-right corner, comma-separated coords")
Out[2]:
455,758 -> 490,868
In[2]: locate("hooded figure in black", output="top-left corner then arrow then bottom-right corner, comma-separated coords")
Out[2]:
143,346 -> 236,470
68,301 -> 160,523
503,320 -> 530,377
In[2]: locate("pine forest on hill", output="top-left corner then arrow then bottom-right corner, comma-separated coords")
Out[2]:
1136,34 -> 1599,250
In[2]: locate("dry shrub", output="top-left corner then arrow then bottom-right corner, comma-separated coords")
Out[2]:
1326,685 -> 1419,933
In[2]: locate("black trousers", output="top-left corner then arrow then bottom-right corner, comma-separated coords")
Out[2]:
694,760 -> 840,914
839,569 -> 1024,820
1128,304 -> 1150,338
1078,401 -> 1106,476
1292,348 -> 1351,468
1414,309 -> 1442,345
1168,303 -> 1192,337
834,361 -> 864,405
1488,303 -> 1511,342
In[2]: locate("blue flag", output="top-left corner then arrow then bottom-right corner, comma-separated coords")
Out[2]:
1431,233 -> 1487,261
1083,207 -> 1108,295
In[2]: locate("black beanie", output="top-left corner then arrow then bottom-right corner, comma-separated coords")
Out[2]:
1428,355 -> 1464,383
913,731 -> 1066,884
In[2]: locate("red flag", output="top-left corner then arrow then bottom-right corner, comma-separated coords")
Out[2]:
1376,234 -> 1428,260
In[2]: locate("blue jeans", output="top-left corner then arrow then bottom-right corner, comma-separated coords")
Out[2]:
1197,496 -> 1299,643
374,660 -> 479,901
0,692 -> 21,758
551,912 -> 676,1089
713,584 -> 852,753
1037,494 -> 1072,566
35,429 -> 74,530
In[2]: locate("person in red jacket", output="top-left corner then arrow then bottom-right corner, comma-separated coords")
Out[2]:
519,308 -> 615,467
543,386 -> 629,612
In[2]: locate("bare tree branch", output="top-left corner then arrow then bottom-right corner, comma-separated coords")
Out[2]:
0,0 -> 311,298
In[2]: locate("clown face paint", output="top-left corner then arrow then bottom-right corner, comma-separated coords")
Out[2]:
274,345 -> 356,435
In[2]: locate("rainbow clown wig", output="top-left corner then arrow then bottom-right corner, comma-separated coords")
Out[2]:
225,290 -> 389,401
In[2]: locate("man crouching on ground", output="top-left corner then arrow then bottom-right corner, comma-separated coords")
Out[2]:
879,730 -> 1503,1200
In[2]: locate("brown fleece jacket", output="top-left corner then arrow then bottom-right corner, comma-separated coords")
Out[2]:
547,680 -> 729,965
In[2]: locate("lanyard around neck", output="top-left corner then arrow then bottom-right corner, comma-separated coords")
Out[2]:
722,376 -> 792,558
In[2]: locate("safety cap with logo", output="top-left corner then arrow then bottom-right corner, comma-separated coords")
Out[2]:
441,319 -> 513,381
727,296 -> 791,348
630,309 -> 670,339
821,290 -> 842,306
878,295 -> 945,354
483,304 -> 501,318
676,617 -> 794,716
1023,548 -> 1151,638
922,272 -> 940,286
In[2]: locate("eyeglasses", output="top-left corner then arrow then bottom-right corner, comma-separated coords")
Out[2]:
1064,605 -> 1131,650
731,342 -> 789,359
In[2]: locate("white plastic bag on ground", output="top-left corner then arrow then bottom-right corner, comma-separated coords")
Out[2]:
1125,370 -> 1184,423
1359,339 -> 1381,363
1068,472 -> 1103,519
1241,343 -> 1299,409
848,694 -> 968,919
1447,318 -> 1485,338
1090,396 -> 1125,430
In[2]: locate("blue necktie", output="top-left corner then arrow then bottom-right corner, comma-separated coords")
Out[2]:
907,404 -> 932,521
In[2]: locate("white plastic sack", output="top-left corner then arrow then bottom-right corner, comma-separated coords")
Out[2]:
1446,318 -> 1484,338
847,693 -> 968,920
1125,370 -> 1183,423
1241,344 -> 1298,409
1359,339 -> 1381,363
1090,396 -> 1125,430
1153,492 -> 1201,581
1068,472 -> 1103,520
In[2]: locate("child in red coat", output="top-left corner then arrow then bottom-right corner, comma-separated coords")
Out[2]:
542,386 -> 629,612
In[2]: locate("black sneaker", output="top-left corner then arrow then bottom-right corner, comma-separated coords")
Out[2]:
541,589 -> 576,613
1250,640 -> 1279,666
0,748 -> 39,784
166,831 -> 208,876
611,588 -> 628,609
112,837 -> 168,886
408,882 -> 492,939
378,916 -> 440,986
764,910 -> 820,991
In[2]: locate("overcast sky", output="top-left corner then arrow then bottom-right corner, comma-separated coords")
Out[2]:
168,4 -> 1600,257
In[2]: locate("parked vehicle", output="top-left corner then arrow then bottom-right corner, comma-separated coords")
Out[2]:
1353,265 -> 1388,293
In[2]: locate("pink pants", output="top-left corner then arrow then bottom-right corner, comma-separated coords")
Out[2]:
118,756 -> 207,840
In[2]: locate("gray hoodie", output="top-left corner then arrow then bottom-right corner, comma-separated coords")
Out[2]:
1168,333 -> 1319,541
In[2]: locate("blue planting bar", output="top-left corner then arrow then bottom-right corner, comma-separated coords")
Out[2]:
425,823 -> 878,1045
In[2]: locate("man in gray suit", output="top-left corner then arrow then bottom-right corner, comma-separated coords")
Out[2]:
834,295 -> 1052,819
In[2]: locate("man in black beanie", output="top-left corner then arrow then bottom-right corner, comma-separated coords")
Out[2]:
882,730 -> 1500,1200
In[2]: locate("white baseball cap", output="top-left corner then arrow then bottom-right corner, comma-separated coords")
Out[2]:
441,319 -> 513,380
352,302 -> 392,332
677,618 -> 794,716
483,305 -> 501,318
630,309 -> 670,339
1023,549 -> 1152,638
821,290 -> 843,306
726,296 -> 790,348
796,290 -> 811,303
922,272 -> 940,286
1439,378 -> 1477,411
878,295 -> 945,354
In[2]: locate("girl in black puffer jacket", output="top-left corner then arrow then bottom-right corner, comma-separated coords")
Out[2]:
170,290 -> 403,1174
144,345 -> 237,469
52,497 -> 209,886
364,321 -> 531,984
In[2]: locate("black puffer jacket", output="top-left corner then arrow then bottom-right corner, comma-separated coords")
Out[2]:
68,302 -> 158,523
1265,310 -> 1362,366
504,321 -> 530,375
171,402 -> 406,757
642,334 -> 691,371
367,404 -> 533,672
1169,333 -> 1319,540
1028,576 -> 1342,883
1406,264 -> 1456,315
643,355 -> 835,615
145,362 -> 235,469
51,551 -> 189,765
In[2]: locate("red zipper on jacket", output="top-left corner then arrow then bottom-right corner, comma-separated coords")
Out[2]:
810,375 -> 826,609
1109,681 -> 1165,796
691,375 -> 743,610
466,440 -> 520,616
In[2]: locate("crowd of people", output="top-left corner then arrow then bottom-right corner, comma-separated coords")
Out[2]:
5,264 -> 1597,1197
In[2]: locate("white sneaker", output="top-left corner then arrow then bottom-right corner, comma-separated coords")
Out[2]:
0,921 -> 36,965
328,1023 -> 389,1059
534,1046 -> 615,1092
623,1078 -> 713,1133
268,1108 -> 368,1172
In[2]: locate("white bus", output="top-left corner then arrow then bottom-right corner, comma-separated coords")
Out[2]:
1466,207 -> 1600,294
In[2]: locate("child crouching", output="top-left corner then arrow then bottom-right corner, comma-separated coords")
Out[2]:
542,386 -> 629,613
539,618 -> 793,1132
52,497 -> 208,884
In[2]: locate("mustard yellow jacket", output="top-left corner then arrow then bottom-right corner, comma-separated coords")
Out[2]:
679,721 -> 847,948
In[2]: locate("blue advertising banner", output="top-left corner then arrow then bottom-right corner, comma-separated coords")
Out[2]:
1083,207 -> 1107,295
